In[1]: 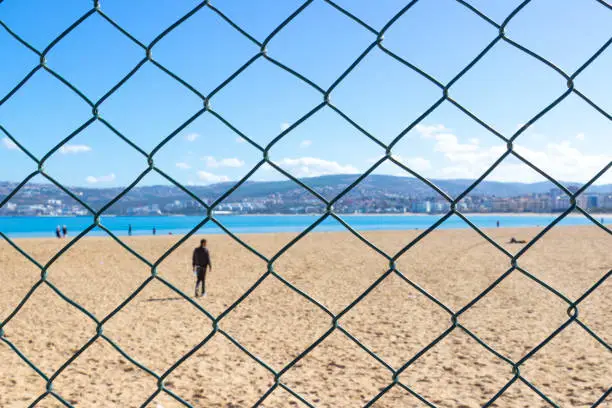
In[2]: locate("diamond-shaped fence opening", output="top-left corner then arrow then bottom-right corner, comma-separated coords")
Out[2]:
52,339 -> 158,407
0,340 -> 47,407
394,216 -> 512,310
220,275 -> 331,370
579,277 -> 611,346
0,69 -> 93,158
1,283 -> 96,376
574,46 -> 611,115
0,25 -> 38,98
211,57 -> 324,147
505,0 -> 612,74
164,333 -> 275,407
0,240 -> 40,319
45,234 -> 152,318
339,272 -> 451,369
520,324 -> 612,407
382,0 -> 499,83
517,223 -> 612,300
281,330 -> 391,407
0,0 -> 610,407
264,0 -> 375,89
99,63 -> 205,153
102,279 -> 213,374
152,5 -> 260,96
459,270 -> 570,361
45,11 -> 145,102
399,329 -> 515,407
273,218 -> 391,313
331,46 -> 443,145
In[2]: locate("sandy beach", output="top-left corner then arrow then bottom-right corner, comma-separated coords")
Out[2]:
0,225 -> 610,407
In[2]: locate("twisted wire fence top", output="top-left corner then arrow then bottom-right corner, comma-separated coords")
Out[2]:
0,0 -> 610,407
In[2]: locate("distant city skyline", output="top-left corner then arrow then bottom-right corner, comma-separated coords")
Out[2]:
1,175 -> 610,217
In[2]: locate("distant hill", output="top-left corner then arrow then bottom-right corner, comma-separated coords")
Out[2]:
0,175 -> 610,214
192,174 -> 610,199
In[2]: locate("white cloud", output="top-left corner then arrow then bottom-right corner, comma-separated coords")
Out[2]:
236,137 -> 246,144
509,141 -> 611,183
86,173 -> 116,184
203,156 -> 245,168
576,132 -> 585,141
185,133 -> 199,142
300,140 -> 312,149
280,157 -> 359,178
176,162 -> 191,170
415,123 -> 501,166
2,137 -> 18,150
280,122 -> 290,132
395,155 -> 432,172
414,124 -> 449,139
221,158 -> 245,168
415,123 -> 611,184
197,171 -> 230,184
434,132 -> 481,156
59,144 -> 92,154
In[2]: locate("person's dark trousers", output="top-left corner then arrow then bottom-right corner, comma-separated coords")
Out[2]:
195,265 -> 207,295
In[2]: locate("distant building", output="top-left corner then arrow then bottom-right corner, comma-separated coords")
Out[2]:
411,200 -> 431,213
491,199 -> 511,212
550,188 -> 571,211
586,195 -> 599,209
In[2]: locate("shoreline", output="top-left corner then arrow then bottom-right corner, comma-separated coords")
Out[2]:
2,213 -> 607,240
7,223 -> 607,242
0,212 -> 609,218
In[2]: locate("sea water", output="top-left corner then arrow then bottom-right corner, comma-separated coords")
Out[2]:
0,214 -> 603,238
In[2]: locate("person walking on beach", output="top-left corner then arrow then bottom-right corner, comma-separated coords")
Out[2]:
128,224 -> 132,236
496,220 -> 500,228
192,239 -> 212,298
62,225 -> 67,238
55,225 -> 61,239
153,227 -> 156,235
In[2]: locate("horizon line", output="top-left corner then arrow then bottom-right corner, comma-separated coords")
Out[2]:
0,174 -> 608,190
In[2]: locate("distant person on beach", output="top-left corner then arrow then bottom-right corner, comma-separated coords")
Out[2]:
55,225 -> 61,239
128,224 -> 132,236
509,237 -> 526,244
153,227 -> 156,235
192,239 -> 212,298
496,220 -> 500,228
62,225 -> 67,238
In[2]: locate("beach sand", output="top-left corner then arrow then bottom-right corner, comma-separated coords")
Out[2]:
0,225 -> 610,407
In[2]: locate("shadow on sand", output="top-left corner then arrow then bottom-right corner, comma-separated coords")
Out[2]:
145,297 -> 185,302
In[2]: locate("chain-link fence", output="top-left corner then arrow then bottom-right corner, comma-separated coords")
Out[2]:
0,0 -> 610,407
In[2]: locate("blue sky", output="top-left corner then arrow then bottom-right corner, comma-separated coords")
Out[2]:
0,0 -> 610,189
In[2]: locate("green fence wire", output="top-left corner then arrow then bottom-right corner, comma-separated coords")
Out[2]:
0,0 -> 610,407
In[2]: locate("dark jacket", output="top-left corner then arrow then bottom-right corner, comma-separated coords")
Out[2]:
192,247 -> 211,267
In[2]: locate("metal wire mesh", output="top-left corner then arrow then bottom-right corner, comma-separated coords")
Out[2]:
0,0 -> 610,407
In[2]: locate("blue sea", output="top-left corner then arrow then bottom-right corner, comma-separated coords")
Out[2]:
0,214 -> 604,238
